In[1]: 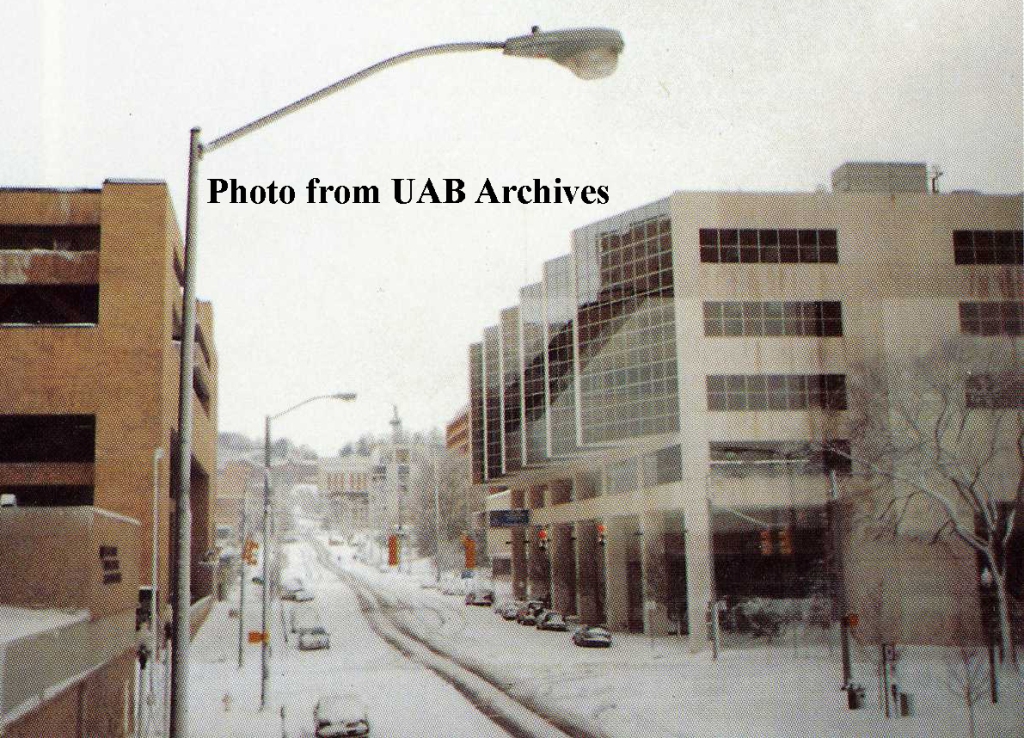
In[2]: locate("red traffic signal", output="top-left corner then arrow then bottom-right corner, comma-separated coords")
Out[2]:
759,529 -> 773,556
777,528 -> 793,556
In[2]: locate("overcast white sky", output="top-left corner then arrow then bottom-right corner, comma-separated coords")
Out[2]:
5,0 -> 1022,455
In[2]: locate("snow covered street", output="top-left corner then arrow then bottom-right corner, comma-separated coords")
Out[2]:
185,542 -> 516,737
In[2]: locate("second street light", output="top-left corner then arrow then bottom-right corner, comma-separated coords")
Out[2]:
170,26 -> 623,737
260,392 -> 356,711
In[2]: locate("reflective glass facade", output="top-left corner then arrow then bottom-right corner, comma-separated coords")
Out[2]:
544,256 -> 579,456
500,306 -> 523,475
520,283 -> 547,466
483,325 -> 502,481
574,202 -> 679,444
468,342 -> 484,485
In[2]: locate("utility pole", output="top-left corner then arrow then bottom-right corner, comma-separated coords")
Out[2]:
261,417 -> 271,710
830,469 -> 853,689
433,447 -> 443,583
237,481 -> 247,669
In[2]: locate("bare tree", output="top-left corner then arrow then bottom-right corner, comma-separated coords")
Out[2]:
943,633 -> 989,738
409,444 -> 482,570
837,336 -> 1022,666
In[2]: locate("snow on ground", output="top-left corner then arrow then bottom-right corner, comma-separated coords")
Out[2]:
184,541 -> 513,738
337,545 -> 1024,738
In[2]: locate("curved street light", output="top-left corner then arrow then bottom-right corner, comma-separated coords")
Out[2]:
170,26 -> 623,737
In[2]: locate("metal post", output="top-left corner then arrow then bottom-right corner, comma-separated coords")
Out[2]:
829,469 -> 853,689
169,126 -> 202,738
237,487 -> 247,669
152,448 -> 164,683
261,415 -> 272,710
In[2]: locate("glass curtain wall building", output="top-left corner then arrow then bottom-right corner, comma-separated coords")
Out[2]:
465,163 -> 1022,650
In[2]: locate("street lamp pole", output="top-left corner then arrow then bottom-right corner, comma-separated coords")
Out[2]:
169,27 -> 623,737
261,393 -> 356,711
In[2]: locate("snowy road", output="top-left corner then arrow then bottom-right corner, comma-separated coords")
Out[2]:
187,542 -> 516,737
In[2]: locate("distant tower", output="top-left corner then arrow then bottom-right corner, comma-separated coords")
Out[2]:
390,405 -> 403,443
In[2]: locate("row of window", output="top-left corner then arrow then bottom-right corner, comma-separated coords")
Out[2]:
965,375 -> 1024,409
703,301 -> 843,337
953,230 -> 1023,265
707,374 -> 847,411
709,440 -> 852,475
960,302 -> 1022,336
0,225 -> 100,252
699,228 -> 839,264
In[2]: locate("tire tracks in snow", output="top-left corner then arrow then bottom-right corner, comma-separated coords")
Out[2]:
312,542 -> 609,738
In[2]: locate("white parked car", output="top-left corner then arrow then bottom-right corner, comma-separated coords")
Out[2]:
298,626 -> 331,651
313,694 -> 370,737
293,588 -> 315,602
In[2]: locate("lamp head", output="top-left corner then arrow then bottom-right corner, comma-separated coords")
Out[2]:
504,27 -> 624,80
331,393 -> 357,401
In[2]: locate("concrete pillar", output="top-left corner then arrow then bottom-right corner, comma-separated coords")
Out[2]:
511,525 -> 527,600
640,511 -> 673,635
551,523 -> 576,615
510,489 -> 527,600
549,479 -> 572,506
684,500 -> 714,652
604,516 -> 631,631
527,525 -> 550,602
575,520 -> 601,624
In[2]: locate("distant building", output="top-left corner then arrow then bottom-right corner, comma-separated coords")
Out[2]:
445,406 -> 470,456
319,455 -> 372,533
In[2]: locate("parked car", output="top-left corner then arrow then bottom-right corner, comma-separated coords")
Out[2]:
571,625 -> 612,648
280,577 -> 304,600
516,600 -> 545,625
465,588 -> 494,606
299,626 -> 331,651
313,694 -> 370,737
293,588 -> 315,602
536,610 -> 569,631
495,600 -> 523,620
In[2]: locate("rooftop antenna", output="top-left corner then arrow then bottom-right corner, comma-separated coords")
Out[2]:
929,164 -> 943,193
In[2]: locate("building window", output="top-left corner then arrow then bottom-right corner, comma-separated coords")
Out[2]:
0,284 -> 99,325
0,225 -> 100,251
960,302 -> 1022,336
699,228 -> 838,264
953,230 -> 1023,265
703,301 -> 842,337
706,374 -> 847,411
965,375 -> 1024,409
0,414 -> 96,462
709,440 -> 852,475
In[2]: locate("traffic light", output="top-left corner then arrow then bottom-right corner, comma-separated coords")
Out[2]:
777,528 -> 793,556
388,535 -> 399,566
596,523 -> 606,546
242,539 -> 259,565
759,529 -> 773,556
537,528 -> 548,551
463,535 -> 476,569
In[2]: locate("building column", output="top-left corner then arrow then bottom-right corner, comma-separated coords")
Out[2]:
684,499 -> 714,652
640,511 -> 673,635
604,516 -> 631,631
551,523 -> 576,615
575,520 -> 601,624
527,524 -> 550,602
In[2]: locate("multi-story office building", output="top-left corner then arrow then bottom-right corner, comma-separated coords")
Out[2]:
465,162 -> 1022,650
0,180 -> 220,640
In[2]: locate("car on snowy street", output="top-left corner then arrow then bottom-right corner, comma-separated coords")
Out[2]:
313,694 -> 370,737
495,600 -> 523,619
464,588 -> 494,606
536,610 -> 569,631
299,626 -> 331,651
571,625 -> 612,648
515,600 -> 545,625
293,588 -> 315,602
